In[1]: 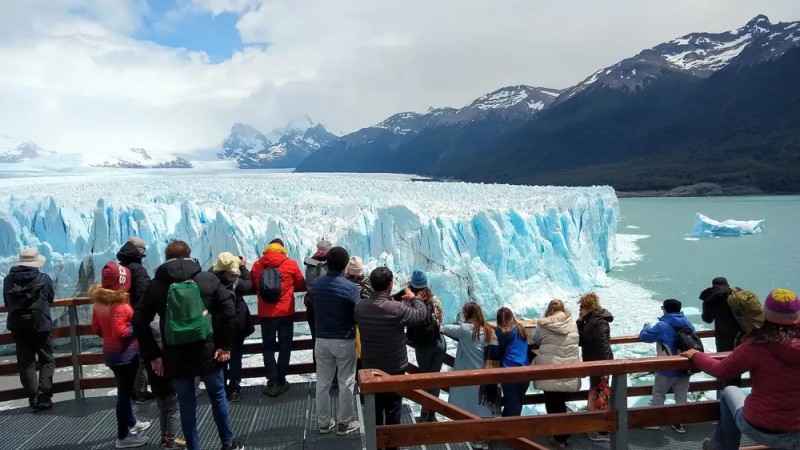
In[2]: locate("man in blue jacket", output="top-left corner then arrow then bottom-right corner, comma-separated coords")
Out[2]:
639,299 -> 694,433
310,246 -> 361,436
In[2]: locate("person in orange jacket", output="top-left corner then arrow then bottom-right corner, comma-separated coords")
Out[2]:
250,238 -> 307,396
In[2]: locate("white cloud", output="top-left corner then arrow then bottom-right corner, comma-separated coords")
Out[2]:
0,0 -> 798,154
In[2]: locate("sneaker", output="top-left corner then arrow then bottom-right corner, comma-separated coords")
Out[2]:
133,391 -> 155,404
587,432 -> 610,442
220,440 -> 245,450
263,384 -> 276,396
336,420 -> 360,436
319,419 -> 336,434
470,442 -> 486,450
31,399 -> 53,411
129,421 -> 151,433
116,433 -> 149,448
672,424 -> 686,434
272,382 -> 290,397
702,438 -> 714,450
642,426 -> 661,430
229,389 -> 242,403
162,436 -> 186,449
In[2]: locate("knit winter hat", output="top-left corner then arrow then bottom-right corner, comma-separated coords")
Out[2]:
101,262 -> 131,292
213,252 -> 240,274
662,299 -> 682,314
317,239 -> 332,252
764,289 -> 800,325
128,237 -> 146,255
264,242 -> 288,256
346,256 -> 365,277
712,277 -> 729,287
410,269 -> 428,289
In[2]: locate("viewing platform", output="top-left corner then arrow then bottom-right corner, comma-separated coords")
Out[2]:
0,299 -> 765,450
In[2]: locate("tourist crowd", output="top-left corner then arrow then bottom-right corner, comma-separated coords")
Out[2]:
3,240 -> 800,450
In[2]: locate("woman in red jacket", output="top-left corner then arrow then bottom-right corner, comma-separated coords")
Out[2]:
91,262 -> 151,448
682,288 -> 800,450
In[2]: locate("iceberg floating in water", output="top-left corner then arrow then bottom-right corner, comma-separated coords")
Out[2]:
691,213 -> 765,237
0,171 -> 619,323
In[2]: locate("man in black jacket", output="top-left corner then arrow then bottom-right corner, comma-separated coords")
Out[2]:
699,276 -> 742,387
133,241 -> 243,450
355,267 -> 426,437
2,248 -> 55,411
117,237 -> 155,402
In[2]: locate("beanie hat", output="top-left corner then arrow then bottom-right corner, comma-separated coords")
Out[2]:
346,256 -> 365,277
764,289 -> 800,325
270,238 -> 285,247
213,252 -> 240,274
264,242 -> 288,256
101,262 -> 131,292
128,237 -> 146,256
662,299 -> 682,314
410,269 -> 428,289
712,277 -> 729,287
317,239 -> 332,252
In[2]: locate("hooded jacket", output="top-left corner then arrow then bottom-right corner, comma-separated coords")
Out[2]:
693,338 -> 800,432
699,284 -> 739,352
577,308 -> 614,361
355,291 -> 427,374
133,258 -> 235,378
531,311 -> 581,392
251,250 -> 307,318
116,241 -> 151,308
211,266 -> 255,339
2,266 -> 55,332
639,312 -> 695,377
91,287 -> 138,366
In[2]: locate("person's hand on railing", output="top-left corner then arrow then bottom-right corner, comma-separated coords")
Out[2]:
679,349 -> 701,360
215,349 -> 231,363
151,357 -> 164,377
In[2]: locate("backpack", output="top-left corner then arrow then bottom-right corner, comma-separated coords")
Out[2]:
406,301 -> 440,347
727,288 -> 765,337
165,279 -> 212,346
661,324 -> 704,374
303,258 -> 327,287
258,259 -> 286,304
5,273 -> 46,333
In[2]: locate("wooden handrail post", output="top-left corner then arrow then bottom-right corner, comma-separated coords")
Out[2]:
610,373 -> 628,450
67,304 -> 84,399
363,392 -> 377,450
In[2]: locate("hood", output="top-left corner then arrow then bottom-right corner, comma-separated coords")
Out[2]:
660,312 -> 692,329
212,269 -> 239,287
8,265 -> 40,284
116,241 -> 144,264
90,285 -> 129,306
593,308 -> 614,323
537,311 -> 574,335
155,258 -> 201,283
700,285 -> 731,303
260,251 -> 290,267
765,339 -> 800,367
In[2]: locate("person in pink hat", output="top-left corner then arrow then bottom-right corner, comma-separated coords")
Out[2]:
682,288 -> 800,450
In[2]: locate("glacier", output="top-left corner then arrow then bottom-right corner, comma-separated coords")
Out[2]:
0,170 -> 619,326
691,212 -> 765,237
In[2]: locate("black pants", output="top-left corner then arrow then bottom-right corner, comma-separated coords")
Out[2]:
543,391 -> 570,443
375,391 -> 402,450
13,331 -> 54,405
501,381 -> 529,417
111,360 -> 138,440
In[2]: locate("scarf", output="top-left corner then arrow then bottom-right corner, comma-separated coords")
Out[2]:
478,335 -> 505,415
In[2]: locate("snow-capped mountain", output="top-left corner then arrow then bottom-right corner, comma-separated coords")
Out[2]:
561,15 -> 797,100
0,136 -> 53,163
371,108 -> 457,136
441,86 -> 561,124
89,148 -> 193,169
219,117 -> 339,169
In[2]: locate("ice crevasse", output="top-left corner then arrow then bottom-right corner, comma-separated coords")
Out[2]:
0,172 -> 619,322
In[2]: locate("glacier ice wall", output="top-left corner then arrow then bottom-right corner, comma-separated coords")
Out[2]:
0,171 -> 619,323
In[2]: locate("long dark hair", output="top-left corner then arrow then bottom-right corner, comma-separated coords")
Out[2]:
462,302 -> 493,342
754,321 -> 800,345
496,307 -> 527,339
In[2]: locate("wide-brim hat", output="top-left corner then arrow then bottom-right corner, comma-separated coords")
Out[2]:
18,248 -> 46,268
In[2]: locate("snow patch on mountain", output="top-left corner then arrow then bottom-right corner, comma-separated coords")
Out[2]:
227,119 -> 339,169
86,148 -> 193,169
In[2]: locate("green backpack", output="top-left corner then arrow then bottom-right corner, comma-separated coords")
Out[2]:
727,287 -> 765,339
165,280 -> 212,346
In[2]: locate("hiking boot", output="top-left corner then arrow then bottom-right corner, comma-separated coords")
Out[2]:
162,435 -> 186,449
271,381 -> 290,397
587,432 -> 610,442
672,423 -> 686,434
336,420 -> 360,436
133,391 -> 155,404
220,440 -> 245,450
263,384 -> 276,396
229,389 -> 242,403
319,419 -> 336,434
116,433 -> 149,448
129,420 -> 151,434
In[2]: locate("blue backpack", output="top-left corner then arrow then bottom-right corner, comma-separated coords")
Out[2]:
258,259 -> 286,303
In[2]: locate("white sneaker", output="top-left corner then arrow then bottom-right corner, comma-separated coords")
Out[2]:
116,433 -> 149,448
587,432 -> 610,442
319,419 -> 335,434
336,420 -> 360,436
129,421 -> 151,433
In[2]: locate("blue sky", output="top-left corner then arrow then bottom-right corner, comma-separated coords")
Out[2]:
135,0 -> 245,62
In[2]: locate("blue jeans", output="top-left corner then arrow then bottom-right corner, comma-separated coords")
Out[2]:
172,369 -> 233,450
111,360 -> 139,440
501,381 -> 529,417
261,317 -> 294,384
713,386 -> 800,450
223,337 -> 245,391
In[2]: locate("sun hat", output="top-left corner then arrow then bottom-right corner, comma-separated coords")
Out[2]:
213,252 -> 240,274
17,248 -> 46,268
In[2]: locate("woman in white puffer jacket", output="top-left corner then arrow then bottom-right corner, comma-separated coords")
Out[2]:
531,299 -> 581,449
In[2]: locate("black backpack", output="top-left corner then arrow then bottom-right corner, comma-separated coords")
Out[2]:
5,274 -> 46,333
406,301 -> 440,347
674,326 -> 704,353
258,259 -> 285,304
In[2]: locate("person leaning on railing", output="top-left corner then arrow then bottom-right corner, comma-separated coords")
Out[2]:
682,288 -> 800,450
